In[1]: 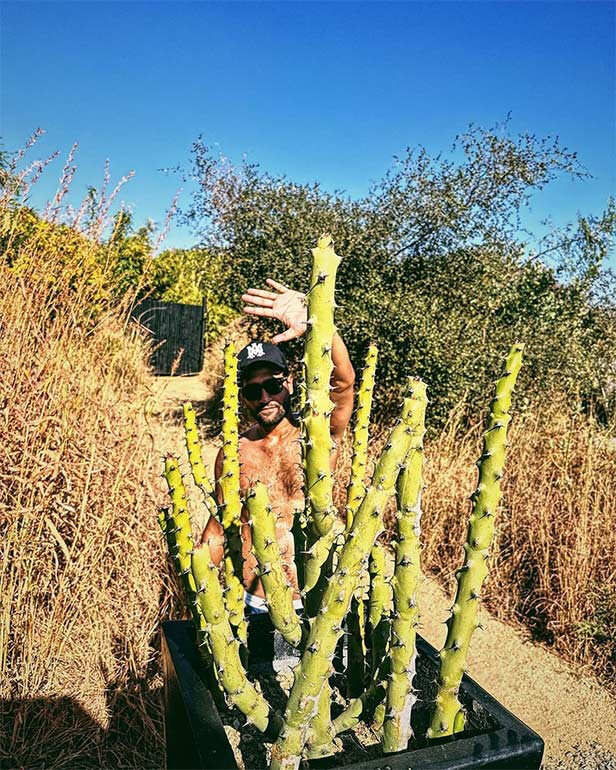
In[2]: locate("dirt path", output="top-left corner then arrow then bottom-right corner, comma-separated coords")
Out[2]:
151,374 -> 616,769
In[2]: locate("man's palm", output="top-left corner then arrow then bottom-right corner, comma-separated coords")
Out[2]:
241,279 -> 308,344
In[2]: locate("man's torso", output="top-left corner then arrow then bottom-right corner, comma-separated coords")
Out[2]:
237,423 -> 304,599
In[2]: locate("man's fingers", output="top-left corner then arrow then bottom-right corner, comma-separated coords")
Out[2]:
243,306 -> 276,318
266,278 -> 288,293
244,288 -> 278,301
241,293 -> 273,308
271,327 -> 301,344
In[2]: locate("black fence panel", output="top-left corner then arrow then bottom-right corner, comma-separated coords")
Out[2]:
132,297 -> 206,375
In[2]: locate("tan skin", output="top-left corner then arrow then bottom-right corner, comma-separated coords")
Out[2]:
201,278 -> 355,601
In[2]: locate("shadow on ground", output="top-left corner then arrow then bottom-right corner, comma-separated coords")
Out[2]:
2,682 -> 165,769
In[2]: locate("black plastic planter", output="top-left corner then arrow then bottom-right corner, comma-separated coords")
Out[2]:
162,620 -> 544,770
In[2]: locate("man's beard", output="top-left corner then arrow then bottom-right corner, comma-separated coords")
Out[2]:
254,392 -> 291,427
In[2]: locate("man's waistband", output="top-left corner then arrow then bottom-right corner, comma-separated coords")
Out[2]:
244,591 -> 303,614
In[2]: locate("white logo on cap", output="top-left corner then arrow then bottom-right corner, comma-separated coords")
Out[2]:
246,342 -> 265,360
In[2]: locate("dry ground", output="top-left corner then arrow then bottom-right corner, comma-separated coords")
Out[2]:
151,373 -> 616,770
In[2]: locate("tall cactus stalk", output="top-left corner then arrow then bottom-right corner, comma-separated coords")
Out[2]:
219,341 -> 247,644
270,381 -> 427,770
345,343 -> 378,531
183,401 -> 217,521
428,344 -> 524,739
300,235 -> 345,618
382,388 -> 426,752
162,456 -> 197,596
345,344 -> 378,695
220,342 -> 242,528
302,234 -> 340,538
191,544 -> 279,733
245,483 -> 302,648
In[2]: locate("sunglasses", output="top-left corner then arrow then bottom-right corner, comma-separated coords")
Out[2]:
241,377 -> 286,401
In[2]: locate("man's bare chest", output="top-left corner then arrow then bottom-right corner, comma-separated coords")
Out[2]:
238,438 -> 303,504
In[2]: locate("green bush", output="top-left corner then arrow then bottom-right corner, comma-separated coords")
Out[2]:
182,123 -> 616,427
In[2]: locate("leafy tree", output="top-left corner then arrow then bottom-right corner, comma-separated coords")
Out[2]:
183,121 -> 616,426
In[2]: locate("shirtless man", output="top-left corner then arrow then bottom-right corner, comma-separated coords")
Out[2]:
201,278 -> 355,611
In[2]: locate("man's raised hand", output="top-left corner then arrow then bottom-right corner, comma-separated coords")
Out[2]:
241,279 -> 308,344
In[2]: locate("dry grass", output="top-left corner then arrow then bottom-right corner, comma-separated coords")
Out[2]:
333,390 -> 616,692
0,152 -> 175,768
419,398 -> 616,691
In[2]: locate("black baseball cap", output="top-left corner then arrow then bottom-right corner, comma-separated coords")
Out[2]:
237,341 -> 288,379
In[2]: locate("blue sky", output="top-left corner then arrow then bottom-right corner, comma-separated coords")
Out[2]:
2,1 -> 614,260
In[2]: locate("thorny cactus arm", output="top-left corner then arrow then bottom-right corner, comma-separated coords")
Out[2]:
245,483 -> 303,648
345,345 -> 378,695
270,381 -> 426,770
183,402 -> 218,520
163,456 -> 197,594
219,341 -> 247,644
428,344 -> 523,739
191,545 -> 279,734
368,543 -> 391,630
368,543 -> 394,690
161,459 -> 222,699
220,342 -> 242,529
345,343 -> 378,532
382,385 -> 426,753
302,524 -> 339,595
302,234 -> 341,538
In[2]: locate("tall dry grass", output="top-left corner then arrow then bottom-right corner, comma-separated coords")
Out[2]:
333,387 -> 616,691
419,397 -> 616,690
0,146 -> 174,768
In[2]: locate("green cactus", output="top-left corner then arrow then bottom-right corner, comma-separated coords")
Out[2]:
183,401 -> 217,520
220,341 -> 242,529
245,482 -> 302,648
158,233 -> 524,769
219,341 -> 248,645
302,234 -> 340,538
270,381 -> 427,770
345,343 -> 378,531
191,544 -> 278,733
368,542 -> 391,629
163,456 -> 196,593
428,343 -> 524,739
345,344 -> 378,695
382,390 -> 426,752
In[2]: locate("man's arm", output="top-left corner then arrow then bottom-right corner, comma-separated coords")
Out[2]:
329,330 -> 355,442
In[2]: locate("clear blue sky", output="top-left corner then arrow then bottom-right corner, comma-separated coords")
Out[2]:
2,1 -> 614,259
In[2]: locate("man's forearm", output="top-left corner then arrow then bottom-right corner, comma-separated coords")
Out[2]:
331,330 -> 355,391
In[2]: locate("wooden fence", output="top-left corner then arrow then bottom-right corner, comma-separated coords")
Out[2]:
131,297 -> 206,375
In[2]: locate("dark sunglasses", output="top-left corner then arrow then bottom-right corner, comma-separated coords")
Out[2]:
241,377 -> 285,401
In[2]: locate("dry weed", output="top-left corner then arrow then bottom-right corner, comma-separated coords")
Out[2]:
0,143 -> 175,768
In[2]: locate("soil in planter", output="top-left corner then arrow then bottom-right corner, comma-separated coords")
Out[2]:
216,654 -> 499,769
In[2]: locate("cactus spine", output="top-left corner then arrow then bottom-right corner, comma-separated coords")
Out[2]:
382,388 -> 426,752
245,482 -> 302,648
270,381 -> 427,770
428,344 -> 524,739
